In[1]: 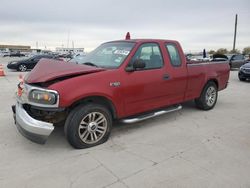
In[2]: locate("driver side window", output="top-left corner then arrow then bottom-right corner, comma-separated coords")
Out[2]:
130,43 -> 163,70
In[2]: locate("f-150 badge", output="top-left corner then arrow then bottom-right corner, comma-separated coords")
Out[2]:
110,82 -> 121,87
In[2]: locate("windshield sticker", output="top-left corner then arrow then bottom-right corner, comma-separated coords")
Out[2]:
114,50 -> 130,56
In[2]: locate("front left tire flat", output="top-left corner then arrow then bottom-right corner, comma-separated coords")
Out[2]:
64,104 -> 112,149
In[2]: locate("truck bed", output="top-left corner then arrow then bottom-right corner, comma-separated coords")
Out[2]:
185,60 -> 230,101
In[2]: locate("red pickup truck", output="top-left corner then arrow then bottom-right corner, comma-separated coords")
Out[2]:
12,38 -> 230,149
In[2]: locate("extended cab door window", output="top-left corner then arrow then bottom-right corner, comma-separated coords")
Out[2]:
165,44 -> 182,67
130,43 -> 163,70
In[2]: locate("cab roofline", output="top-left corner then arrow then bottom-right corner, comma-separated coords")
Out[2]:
104,39 -> 179,44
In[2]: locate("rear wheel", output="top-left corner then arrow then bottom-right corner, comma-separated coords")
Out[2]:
195,82 -> 218,110
64,104 -> 112,149
18,64 -> 27,72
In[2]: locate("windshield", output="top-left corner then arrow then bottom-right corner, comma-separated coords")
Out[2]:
70,42 -> 135,68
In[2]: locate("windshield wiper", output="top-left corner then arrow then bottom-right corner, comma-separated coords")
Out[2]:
83,62 -> 98,67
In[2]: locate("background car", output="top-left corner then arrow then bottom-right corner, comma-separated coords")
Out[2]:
227,54 -> 247,69
4,51 -> 25,57
211,54 -> 228,62
68,54 -> 86,64
58,53 -> 73,59
0,51 -> 10,57
10,51 -> 25,57
238,62 -> 250,81
7,54 -> 60,72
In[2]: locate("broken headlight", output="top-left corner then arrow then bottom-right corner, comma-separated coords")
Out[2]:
28,89 -> 57,105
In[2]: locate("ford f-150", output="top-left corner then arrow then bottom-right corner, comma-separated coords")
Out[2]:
12,38 -> 230,149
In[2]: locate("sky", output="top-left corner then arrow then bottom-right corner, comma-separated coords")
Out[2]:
0,0 -> 249,52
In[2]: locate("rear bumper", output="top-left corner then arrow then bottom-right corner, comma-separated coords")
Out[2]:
12,102 -> 54,144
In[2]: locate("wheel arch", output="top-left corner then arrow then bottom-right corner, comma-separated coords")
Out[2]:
69,96 -> 117,119
207,79 -> 218,89
198,78 -> 219,97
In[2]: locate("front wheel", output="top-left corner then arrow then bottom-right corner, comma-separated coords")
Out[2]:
195,82 -> 218,110
64,104 -> 112,149
238,74 -> 246,81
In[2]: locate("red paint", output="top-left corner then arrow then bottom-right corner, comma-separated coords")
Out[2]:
25,59 -> 105,84
25,39 -> 230,119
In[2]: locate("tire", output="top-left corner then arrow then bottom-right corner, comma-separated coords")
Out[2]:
238,74 -> 246,81
18,64 -> 27,72
195,81 -> 218,110
64,103 -> 112,149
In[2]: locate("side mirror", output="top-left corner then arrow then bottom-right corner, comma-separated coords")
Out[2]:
133,59 -> 146,69
125,59 -> 146,72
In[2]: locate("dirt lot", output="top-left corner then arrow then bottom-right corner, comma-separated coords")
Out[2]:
0,57 -> 250,188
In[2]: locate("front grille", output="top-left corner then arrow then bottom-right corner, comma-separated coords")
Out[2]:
244,68 -> 250,73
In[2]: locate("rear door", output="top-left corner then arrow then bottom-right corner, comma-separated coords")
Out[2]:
163,43 -> 188,104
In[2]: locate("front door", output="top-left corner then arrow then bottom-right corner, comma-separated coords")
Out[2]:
121,43 -> 171,116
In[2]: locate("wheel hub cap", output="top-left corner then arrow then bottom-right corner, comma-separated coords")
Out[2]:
88,122 -> 97,132
78,112 -> 107,144
205,86 -> 216,107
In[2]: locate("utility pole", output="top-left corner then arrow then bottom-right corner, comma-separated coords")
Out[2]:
233,14 -> 238,52
72,41 -> 75,54
67,30 -> 70,49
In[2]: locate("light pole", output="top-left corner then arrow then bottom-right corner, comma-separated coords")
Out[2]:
233,14 -> 238,52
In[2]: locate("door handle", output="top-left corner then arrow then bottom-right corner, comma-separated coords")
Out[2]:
163,74 -> 170,80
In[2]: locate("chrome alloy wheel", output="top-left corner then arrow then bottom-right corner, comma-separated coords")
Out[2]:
19,64 -> 27,72
205,86 -> 217,107
78,112 -> 107,144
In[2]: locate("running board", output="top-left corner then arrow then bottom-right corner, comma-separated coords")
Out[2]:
121,105 -> 182,124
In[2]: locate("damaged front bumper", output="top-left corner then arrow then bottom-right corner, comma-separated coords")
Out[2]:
12,102 -> 54,144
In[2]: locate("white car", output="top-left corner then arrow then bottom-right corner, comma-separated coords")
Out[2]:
0,51 -> 10,57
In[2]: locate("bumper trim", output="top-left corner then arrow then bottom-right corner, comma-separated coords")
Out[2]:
13,102 -> 54,144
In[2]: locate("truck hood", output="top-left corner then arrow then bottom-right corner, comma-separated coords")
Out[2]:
25,58 -> 105,84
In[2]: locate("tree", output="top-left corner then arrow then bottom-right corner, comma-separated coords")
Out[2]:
229,49 -> 240,54
208,50 -> 216,55
242,47 -> 250,55
216,48 -> 228,54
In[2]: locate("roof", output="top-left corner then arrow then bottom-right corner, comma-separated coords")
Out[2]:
105,39 -> 179,44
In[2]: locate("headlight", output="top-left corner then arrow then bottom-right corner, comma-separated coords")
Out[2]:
240,66 -> 245,71
11,61 -> 17,64
28,90 -> 57,105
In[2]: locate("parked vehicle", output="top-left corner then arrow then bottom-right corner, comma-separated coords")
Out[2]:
227,54 -> 247,69
12,39 -> 230,148
238,62 -> 250,81
4,51 -> 25,57
68,54 -> 86,64
211,54 -> 228,62
0,51 -> 10,57
7,54 -> 59,71
58,53 -> 73,59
